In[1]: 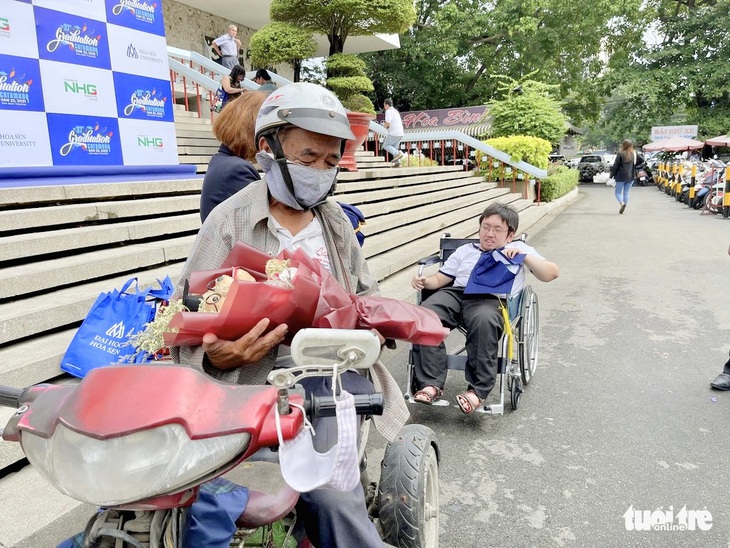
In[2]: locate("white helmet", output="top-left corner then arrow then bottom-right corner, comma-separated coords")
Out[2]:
255,82 -> 355,142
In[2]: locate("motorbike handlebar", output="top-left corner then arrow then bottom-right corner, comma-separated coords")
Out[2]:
0,386 -> 25,408
305,393 -> 384,419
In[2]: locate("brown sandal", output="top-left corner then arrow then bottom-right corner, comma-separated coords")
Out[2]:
456,390 -> 483,414
413,386 -> 443,405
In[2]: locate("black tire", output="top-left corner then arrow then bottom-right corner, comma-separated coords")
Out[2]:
510,377 -> 523,410
518,286 -> 539,385
378,424 -> 439,548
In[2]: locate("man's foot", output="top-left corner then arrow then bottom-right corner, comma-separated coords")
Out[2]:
711,373 -> 730,390
456,390 -> 483,414
619,203 -> 626,214
413,385 -> 443,404
391,152 -> 404,166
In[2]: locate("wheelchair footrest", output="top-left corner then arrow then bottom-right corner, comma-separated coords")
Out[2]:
477,403 -> 504,415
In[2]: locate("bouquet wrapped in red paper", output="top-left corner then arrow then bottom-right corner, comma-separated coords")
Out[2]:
163,242 -> 448,347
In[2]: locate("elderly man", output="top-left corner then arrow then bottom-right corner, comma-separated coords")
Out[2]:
212,24 -> 242,69
174,83 -> 407,547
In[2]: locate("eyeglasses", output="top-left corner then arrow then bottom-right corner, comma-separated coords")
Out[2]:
481,225 -> 508,235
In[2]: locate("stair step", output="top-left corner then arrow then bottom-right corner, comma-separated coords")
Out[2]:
0,263 -> 185,347
0,214 -> 201,266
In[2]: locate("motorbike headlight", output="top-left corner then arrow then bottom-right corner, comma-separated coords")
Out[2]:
20,423 -> 249,506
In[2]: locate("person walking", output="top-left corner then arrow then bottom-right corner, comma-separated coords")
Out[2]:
212,24 -> 242,70
609,139 -> 643,214
382,98 -> 404,166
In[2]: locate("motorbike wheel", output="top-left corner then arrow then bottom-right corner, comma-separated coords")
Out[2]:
378,424 -> 439,548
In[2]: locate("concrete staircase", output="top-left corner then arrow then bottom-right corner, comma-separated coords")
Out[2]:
0,107 -> 552,547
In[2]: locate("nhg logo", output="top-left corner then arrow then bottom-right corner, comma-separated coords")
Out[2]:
137,136 -> 163,148
126,44 -> 138,59
0,17 -> 10,33
624,505 -> 713,532
64,80 -> 98,97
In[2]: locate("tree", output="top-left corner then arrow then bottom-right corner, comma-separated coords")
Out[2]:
326,54 -> 376,114
270,0 -> 416,56
249,23 -> 317,82
488,75 -> 567,146
595,0 -> 730,141
364,0 -> 628,123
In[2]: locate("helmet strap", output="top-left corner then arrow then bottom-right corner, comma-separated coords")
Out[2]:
263,131 -> 337,211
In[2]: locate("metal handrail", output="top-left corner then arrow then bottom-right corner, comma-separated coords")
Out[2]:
165,46 -> 546,180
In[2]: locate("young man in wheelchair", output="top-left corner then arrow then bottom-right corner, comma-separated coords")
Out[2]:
410,203 -> 560,413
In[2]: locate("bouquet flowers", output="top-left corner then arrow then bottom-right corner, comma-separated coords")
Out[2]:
155,242 -> 448,349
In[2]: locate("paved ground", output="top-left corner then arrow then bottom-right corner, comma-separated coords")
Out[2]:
370,183 -> 730,547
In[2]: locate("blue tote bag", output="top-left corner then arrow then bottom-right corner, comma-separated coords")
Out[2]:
60,277 -> 174,378
464,249 -> 525,296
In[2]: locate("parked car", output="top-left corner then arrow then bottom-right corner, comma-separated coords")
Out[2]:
548,154 -> 566,164
602,154 -> 617,170
577,154 -> 606,182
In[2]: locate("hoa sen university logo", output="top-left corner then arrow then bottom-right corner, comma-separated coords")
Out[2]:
105,321 -> 127,339
624,505 -> 712,532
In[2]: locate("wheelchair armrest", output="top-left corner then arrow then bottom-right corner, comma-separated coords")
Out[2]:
417,253 -> 441,266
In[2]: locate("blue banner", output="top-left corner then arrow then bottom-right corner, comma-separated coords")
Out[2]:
113,72 -> 172,122
0,54 -> 44,112
105,0 -> 165,37
47,113 -> 123,165
35,6 -> 111,70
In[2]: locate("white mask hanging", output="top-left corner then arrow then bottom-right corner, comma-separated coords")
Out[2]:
275,370 -> 361,493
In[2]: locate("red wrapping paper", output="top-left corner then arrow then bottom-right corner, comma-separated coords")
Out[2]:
164,243 -> 449,347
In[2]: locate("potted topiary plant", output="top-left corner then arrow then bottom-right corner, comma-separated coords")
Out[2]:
326,54 -> 376,171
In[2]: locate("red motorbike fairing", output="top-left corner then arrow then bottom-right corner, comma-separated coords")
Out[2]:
6,366 -> 302,452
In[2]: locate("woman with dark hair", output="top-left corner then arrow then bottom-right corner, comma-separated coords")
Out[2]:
200,91 -> 268,221
211,64 -> 246,113
609,139 -> 644,214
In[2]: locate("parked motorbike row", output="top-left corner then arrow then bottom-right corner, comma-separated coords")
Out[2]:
653,158 -> 730,216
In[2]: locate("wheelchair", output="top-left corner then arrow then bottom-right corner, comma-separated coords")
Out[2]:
405,233 -> 539,415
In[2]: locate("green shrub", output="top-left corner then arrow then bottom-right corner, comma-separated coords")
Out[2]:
539,165 -> 578,202
474,135 -> 552,171
326,54 -> 376,115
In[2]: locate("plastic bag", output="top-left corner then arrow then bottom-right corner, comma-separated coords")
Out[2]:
61,276 -> 174,377
164,243 -> 449,347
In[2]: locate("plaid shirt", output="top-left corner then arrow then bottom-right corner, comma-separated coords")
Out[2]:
173,179 -> 408,441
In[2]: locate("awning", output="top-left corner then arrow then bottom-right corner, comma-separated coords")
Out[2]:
401,123 -> 491,139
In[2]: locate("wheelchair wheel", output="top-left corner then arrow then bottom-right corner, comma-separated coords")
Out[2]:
510,377 -> 523,410
518,286 -> 539,385
378,424 -> 439,548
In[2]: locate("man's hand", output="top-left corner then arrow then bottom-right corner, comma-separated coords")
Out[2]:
502,247 -> 521,259
234,38 -> 242,47
412,275 -> 427,290
202,318 -> 288,369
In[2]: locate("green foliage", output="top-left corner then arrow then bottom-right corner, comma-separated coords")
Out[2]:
326,54 -> 376,114
249,23 -> 317,81
488,75 -> 567,146
363,0 -> 624,121
271,0 -> 416,55
341,94 -> 375,114
475,135 -> 552,173
539,165 -> 578,202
